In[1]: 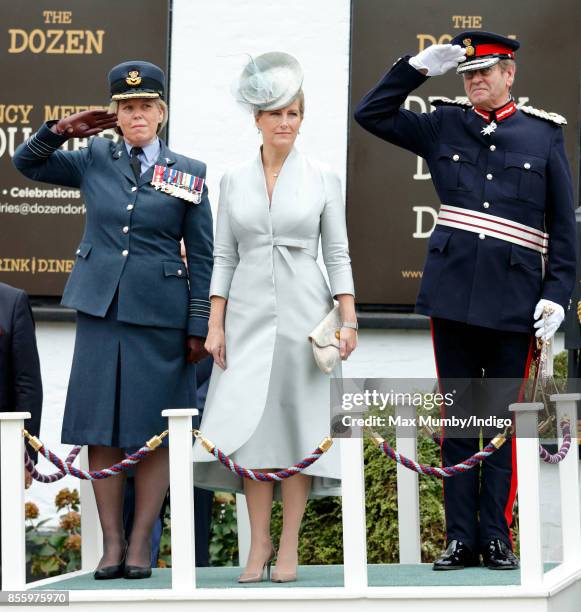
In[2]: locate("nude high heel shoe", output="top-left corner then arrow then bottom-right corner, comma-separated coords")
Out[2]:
271,555 -> 298,583
237,546 -> 276,584
270,570 -> 297,583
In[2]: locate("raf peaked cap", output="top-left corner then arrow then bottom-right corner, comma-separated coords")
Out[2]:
108,60 -> 165,101
451,31 -> 520,74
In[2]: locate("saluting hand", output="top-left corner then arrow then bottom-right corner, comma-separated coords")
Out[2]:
205,327 -> 226,370
187,335 -> 209,364
409,44 -> 466,77
51,109 -> 118,139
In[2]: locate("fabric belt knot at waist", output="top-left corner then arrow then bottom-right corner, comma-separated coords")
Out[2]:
273,237 -> 318,274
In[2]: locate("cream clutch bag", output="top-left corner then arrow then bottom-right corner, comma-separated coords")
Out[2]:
308,303 -> 341,374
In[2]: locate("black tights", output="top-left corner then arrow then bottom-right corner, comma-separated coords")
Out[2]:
89,446 -> 169,568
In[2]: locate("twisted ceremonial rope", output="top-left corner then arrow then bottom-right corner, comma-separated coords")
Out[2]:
23,429 -> 167,481
23,428 -> 332,483
193,429 -> 333,481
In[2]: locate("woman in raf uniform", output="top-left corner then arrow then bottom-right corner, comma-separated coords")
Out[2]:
13,61 -> 213,580
195,53 -> 357,583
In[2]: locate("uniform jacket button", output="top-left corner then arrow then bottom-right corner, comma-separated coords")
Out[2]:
479,233 -> 486,240
76,249 -> 81,254
131,186 -> 137,192
452,154 -> 460,161
122,249 -> 129,257
524,162 -> 531,170
123,226 -> 129,234
127,204 -> 134,210
489,145 -> 496,151
483,202 -> 490,209
178,269 -> 183,276
486,173 -> 493,180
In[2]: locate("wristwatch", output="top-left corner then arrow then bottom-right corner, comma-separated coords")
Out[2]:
341,321 -> 358,330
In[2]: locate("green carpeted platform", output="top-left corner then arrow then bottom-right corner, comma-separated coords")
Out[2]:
33,563 -> 559,591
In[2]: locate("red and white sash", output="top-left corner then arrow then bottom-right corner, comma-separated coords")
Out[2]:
436,204 -> 548,254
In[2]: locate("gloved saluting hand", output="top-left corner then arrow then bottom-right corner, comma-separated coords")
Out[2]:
51,109 -> 118,139
409,44 -> 467,77
533,299 -> 565,340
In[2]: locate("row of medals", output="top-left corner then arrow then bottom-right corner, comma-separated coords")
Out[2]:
151,164 -> 203,204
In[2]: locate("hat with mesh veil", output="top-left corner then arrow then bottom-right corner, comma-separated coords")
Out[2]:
235,52 -> 303,112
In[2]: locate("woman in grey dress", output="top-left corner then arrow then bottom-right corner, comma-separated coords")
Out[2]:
195,53 -> 357,583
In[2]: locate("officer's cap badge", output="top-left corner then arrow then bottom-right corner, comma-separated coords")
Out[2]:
126,70 -> 142,87
463,38 -> 475,56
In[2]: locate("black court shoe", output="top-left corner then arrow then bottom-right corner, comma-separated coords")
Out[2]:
93,546 -> 127,580
432,540 -> 480,571
482,538 -> 519,570
124,564 -> 152,579
124,563 -> 152,579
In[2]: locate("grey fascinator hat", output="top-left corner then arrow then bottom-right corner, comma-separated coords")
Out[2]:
236,52 -> 304,112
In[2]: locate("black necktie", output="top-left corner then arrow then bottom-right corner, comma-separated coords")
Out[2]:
130,146 -> 143,182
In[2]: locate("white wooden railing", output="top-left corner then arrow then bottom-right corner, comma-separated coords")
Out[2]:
1,393 -> 580,594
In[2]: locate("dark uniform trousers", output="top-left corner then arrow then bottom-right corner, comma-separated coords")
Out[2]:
432,318 -> 533,550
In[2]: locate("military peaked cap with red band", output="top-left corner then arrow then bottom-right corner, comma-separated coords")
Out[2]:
451,31 -> 520,74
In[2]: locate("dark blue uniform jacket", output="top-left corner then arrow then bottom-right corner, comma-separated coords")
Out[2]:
13,124 -> 213,337
354,58 -> 576,333
0,283 -> 42,462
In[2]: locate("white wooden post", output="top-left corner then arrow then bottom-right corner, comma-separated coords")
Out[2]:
395,402 -> 421,563
340,437 -> 367,590
1,411 -> 29,591
162,408 -> 198,590
235,493 -> 250,567
550,393 -> 581,567
509,401 -> 543,586
79,446 -> 102,571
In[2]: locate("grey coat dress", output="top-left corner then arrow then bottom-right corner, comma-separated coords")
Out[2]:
193,148 -> 354,497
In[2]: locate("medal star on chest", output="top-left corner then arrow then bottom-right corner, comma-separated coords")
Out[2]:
481,121 -> 498,136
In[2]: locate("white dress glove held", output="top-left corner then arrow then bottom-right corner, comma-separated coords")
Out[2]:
409,44 -> 467,77
533,299 -> 564,340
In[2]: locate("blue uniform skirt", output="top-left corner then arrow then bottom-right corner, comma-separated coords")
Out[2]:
61,294 -> 196,449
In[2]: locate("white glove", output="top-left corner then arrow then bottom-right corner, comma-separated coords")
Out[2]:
409,44 -> 467,77
533,299 -> 565,340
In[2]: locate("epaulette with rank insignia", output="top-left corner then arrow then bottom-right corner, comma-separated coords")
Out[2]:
519,105 -> 567,125
430,96 -> 472,108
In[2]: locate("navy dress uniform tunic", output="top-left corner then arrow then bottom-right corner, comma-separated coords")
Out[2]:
13,124 -> 213,448
354,57 -> 577,553
354,57 -> 576,331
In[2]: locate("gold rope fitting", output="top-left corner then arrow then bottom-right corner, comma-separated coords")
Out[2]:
490,433 -> 507,449
22,429 -> 43,452
192,429 -> 215,453
319,437 -> 333,452
367,430 -> 386,447
146,430 -> 169,450
421,423 -> 436,437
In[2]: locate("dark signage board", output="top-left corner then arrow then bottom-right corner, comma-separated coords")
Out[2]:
0,0 -> 170,296
348,1 -> 581,307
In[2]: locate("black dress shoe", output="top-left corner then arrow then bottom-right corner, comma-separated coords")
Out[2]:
93,549 -> 127,580
482,538 -> 519,570
124,565 -> 152,579
433,540 -> 480,571
93,562 -> 125,580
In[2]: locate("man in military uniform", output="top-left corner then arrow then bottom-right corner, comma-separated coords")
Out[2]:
355,32 -> 576,569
